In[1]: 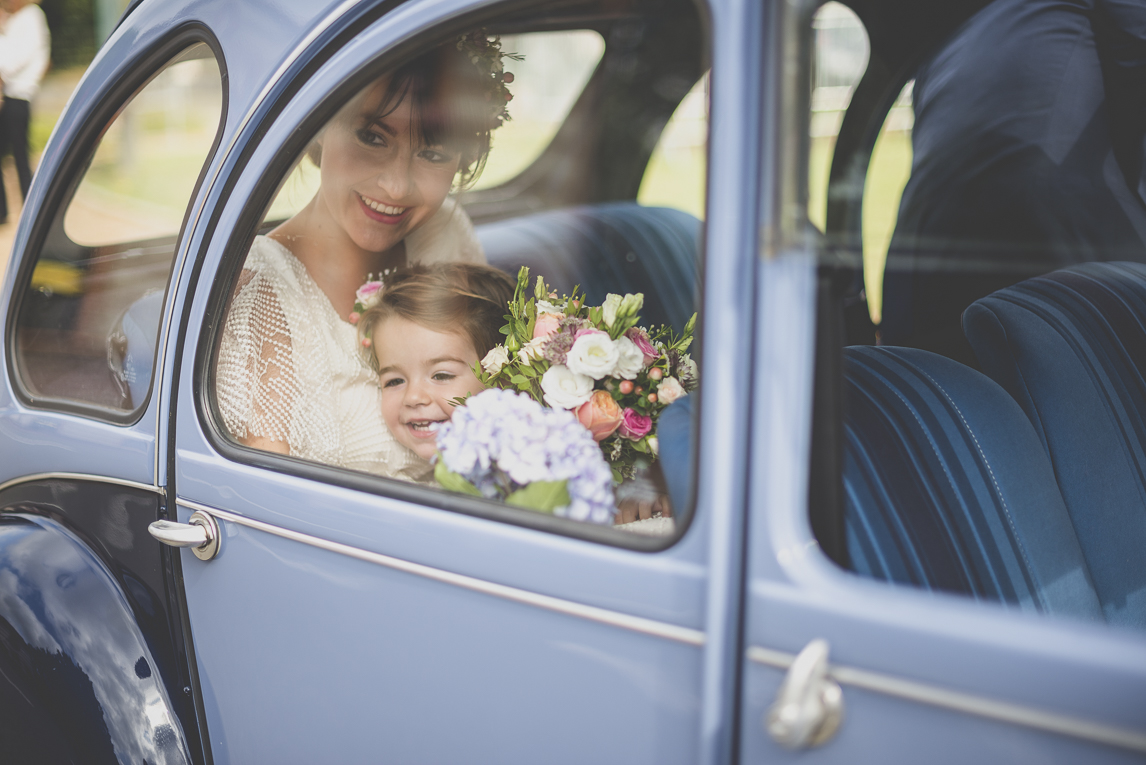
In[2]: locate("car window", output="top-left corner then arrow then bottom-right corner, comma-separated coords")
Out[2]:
807,0 -> 1146,631
209,0 -> 706,544
638,72 -> 708,220
10,43 -> 223,416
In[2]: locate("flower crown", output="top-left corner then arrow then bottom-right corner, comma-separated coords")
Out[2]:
456,30 -> 523,129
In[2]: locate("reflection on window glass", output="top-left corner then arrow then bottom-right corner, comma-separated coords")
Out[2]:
807,1 -> 867,232
14,44 -> 223,414
65,53 -> 222,246
473,31 -> 604,189
813,0 -> 1146,631
638,73 -> 708,220
216,0 -> 706,542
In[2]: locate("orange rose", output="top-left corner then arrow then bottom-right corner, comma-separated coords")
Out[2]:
576,390 -> 624,441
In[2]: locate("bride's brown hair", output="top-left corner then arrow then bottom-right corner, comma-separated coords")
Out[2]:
360,263 -> 514,371
310,34 -> 516,188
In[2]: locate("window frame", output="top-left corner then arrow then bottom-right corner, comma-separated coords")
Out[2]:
4,24 -> 229,425
192,0 -> 711,552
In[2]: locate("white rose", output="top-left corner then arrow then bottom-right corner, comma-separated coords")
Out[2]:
657,376 -> 686,404
602,293 -> 622,328
612,335 -> 644,380
536,299 -> 562,315
566,331 -> 619,380
518,336 -> 547,363
541,365 -> 595,409
648,436 -> 659,455
481,345 -> 509,374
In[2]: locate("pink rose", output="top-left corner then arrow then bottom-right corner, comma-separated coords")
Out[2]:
625,327 -> 660,366
574,327 -> 608,341
533,312 -> 564,339
617,408 -> 652,439
576,390 -> 624,441
355,280 -> 384,309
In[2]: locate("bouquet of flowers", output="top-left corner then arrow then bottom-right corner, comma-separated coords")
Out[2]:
434,388 -> 616,525
473,267 -> 697,481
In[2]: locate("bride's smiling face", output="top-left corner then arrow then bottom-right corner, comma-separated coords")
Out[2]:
316,77 -> 463,254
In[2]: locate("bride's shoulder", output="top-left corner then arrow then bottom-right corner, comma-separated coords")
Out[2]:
405,196 -> 487,266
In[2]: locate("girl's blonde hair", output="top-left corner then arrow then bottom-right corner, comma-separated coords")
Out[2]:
361,263 -> 514,371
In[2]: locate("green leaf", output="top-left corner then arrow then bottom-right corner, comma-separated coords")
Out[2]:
434,460 -> 482,497
510,374 -> 529,386
519,365 -> 537,378
505,480 -> 570,512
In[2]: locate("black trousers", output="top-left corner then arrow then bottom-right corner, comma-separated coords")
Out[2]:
0,96 -> 32,221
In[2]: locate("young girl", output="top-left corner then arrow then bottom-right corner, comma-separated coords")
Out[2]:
360,263 -> 514,476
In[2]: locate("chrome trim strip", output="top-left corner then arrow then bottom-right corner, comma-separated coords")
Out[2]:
177,497 -> 706,647
747,645 -> 1146,753
0,472 -> 164,495
154,0 -> 364,484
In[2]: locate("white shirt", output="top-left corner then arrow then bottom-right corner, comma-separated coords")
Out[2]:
0,4 -> 49,101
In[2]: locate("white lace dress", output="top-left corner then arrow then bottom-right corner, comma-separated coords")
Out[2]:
216,197 -> 485,479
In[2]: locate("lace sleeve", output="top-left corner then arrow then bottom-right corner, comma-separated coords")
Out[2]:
216,268 -> 299,449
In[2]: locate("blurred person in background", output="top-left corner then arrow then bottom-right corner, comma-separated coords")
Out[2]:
0,0 -> 48,225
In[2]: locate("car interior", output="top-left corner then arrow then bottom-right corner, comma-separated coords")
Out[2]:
810,0 -> 1146,630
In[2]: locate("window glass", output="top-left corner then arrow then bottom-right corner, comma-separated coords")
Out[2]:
13,44 -> 223,414
638,73 -> 708,220
808,0 -> 1146,630
807,1 -> 867,233
212,0 -> 706,542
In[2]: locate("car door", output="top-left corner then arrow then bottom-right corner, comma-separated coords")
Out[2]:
737,1 -> 1146,762
162,0 -> 762,762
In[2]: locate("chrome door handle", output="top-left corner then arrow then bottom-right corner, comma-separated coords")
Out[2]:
765,638 -> 844,749
148,510 -> 221,561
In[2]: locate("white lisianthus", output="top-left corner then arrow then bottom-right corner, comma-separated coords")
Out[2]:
536,299 -> 562,315
518,336 -> 547,363
612,335 -> 644,380
541,365 -> 595,409
618,292 -> 644,318
602,293 -> 623,328
481,345 -> 509,374
658,376 -> 687,404
566,330 -> 620,380
648,436 -> 659,455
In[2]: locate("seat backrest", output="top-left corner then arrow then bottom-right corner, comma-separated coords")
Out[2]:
843,345 -> 1103,622
476,202 -> 700,333
963,262 -> 1146,627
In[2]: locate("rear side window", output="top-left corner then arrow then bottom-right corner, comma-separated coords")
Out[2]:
10,43 -> 223,417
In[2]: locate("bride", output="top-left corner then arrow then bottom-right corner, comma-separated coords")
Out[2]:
216,32 -> 516,478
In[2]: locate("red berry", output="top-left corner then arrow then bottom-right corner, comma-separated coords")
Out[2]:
619,380 -> 634,395
649,368 -> 664,381
647,393 -> 658,403
505,92 -> 513,101
502,72 -> 514,83
361,337 -> 372,348
635,386 -> 644,394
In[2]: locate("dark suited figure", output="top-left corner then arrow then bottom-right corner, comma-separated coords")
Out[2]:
881,0 -> 1146,366
0,0 -> 49,224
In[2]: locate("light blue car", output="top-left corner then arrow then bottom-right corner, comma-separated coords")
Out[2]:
1,0 -> 1144,762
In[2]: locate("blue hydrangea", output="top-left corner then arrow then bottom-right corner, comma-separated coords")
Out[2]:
436,388 -> 616,524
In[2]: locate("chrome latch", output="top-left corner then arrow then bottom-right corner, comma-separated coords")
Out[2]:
765,638 -> 844,748
148,510 -> 221,561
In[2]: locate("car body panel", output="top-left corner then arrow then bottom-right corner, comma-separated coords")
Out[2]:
0,486 -> 193,764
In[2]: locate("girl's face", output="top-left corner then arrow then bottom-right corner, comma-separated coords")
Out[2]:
316,77 -> 462,255
373,315 -> 485,460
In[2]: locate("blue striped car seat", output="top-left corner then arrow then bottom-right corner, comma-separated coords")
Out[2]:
844,346 -> 1103,621
476,202 -> 700,333
964,262 -> 1146,627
